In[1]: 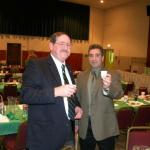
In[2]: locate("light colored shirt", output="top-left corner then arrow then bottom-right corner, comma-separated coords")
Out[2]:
51,54 -> 72,119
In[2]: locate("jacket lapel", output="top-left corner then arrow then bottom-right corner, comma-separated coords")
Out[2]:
82,70 -> 91,105
46,55 -> 61,85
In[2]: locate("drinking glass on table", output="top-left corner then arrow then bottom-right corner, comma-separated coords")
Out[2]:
133,89 -> 139,101
0,95 -> 4,114
7,96 -> 17,113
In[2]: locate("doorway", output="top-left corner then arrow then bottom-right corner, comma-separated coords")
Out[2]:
7,43 -> 21,66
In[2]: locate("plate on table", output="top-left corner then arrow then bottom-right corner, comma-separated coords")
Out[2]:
117,96 -> 129,102
138,95 -> 146,99
114,103 -> 119,107
145,95 -> 150,100
0,114 -> 9,123
5,81 -> 19,85
138,95 -> 150,102
127,101 -> 144,107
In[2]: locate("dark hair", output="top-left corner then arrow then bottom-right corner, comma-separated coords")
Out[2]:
50,32 -> 71,43
88,44 -> 104,56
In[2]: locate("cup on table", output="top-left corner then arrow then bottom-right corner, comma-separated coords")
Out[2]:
23,104 -> 28,111
0,95 -> 4,114
123,95 -> 128,102
140,91 -> 146,99
101,71 -> 108,79
141,91 -> 145,96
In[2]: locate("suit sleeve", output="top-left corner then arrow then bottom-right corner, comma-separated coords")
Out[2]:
20,60 -> 57,105
106,71 -> 124,99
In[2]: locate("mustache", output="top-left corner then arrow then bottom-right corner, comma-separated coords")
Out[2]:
61,49 -> 69,52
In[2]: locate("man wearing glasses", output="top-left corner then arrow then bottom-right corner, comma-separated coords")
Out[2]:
76,44 -> 124,150
21,32 -> 83,150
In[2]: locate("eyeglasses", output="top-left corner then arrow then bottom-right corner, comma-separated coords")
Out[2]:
55,42 -> 72,48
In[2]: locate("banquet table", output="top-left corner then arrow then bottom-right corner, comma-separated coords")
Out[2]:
118,70 -> 150,92
0,82 -> 21,93
114,96 -> 150,111
0,73 -> 5,79
0,97 -> 150,136
0,105 -> 27,136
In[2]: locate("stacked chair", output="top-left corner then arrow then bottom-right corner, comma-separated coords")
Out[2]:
132,105 -> 150,126
116,104 -> 150,150
126,126 -> 150,150
3,84 -> 18,103
125,105 -> 150,150
117,107 -> 135,133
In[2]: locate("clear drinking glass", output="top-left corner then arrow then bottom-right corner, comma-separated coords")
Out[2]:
0,95 -> 4,114
134,89 -> 139,101
7,96 -> 16,113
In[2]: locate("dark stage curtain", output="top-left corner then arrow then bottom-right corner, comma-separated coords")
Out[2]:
0,0 -> 89,40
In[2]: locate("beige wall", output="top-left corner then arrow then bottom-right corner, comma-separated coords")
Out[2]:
103,0 -> 149,58
103,0 -> 149,71
0,0 -> 149,71
0,35 -> 50,52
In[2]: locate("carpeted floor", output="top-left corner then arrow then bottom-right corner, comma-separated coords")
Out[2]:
115,133 -> 127,150
0,133 -> 127,150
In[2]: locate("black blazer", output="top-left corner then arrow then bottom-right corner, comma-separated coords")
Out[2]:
21,55 -> 79,150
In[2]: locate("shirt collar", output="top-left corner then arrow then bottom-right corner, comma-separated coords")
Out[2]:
51,54 -> 65,67
91,67 -> 101,77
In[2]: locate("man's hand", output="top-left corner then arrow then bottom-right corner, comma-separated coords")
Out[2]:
74,106 -> 83,119
102,74 -> 111,90
54,84 -> 76,97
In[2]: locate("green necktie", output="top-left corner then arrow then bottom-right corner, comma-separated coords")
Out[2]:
91,70 -> 97,90
88,71 -> 97,100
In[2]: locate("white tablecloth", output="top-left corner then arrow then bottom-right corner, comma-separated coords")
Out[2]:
118,70 -> 150,92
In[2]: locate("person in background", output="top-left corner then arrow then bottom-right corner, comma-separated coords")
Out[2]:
21,32 -> 83,150
76,44 -> 124,150
25,50 -> 38,66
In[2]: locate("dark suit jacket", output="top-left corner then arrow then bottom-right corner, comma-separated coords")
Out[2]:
20,55 -> 79,150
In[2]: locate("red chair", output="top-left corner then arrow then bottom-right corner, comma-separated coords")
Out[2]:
132,105 -> 150,126
4,73 -> 12,82
126,126 -> 150,150
117,107 -> 135,132
3,84 -> 18,102
124,82 -> 135,95
3,121 -> 27,150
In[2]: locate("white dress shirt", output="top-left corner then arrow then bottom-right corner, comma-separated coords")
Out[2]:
51,54 -> 72,119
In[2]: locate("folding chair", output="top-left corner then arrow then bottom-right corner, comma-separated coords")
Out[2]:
3,121 -> 27,150
3,84 -> 18,102
126,126 -> 150,150
4,73 -> 12,82
61,145 -> 74,150
132,105 -> 150,126
139,87 -> 148,95
124,82 -> 134,95
61,128 -> 78,150
117,107 -> 135,132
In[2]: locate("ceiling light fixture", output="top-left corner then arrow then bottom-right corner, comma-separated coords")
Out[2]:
107,44 -> 111,48
100,0 -> 104,3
